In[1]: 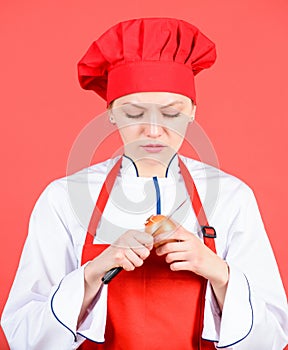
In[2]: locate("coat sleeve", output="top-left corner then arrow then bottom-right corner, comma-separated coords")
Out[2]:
1,181 -> 107,350
202,184 -> 288,349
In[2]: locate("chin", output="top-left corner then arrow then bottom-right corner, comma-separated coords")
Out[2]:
124,145 -> 178,164
139,151 -> 176,165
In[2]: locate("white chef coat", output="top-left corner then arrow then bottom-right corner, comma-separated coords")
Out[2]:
1,154 -> 288,350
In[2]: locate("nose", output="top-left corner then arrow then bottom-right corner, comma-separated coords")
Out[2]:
144,112 -> 164,138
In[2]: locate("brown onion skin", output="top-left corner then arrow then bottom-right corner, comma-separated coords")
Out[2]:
145,215 -> 177,248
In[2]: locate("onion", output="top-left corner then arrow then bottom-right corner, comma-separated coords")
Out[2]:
145,215 -> 177,248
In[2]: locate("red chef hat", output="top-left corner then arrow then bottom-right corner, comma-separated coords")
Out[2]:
78,18 -> 216,105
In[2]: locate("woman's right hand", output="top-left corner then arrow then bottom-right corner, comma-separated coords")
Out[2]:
84,230 -> 154,288
79,230 -> 153,325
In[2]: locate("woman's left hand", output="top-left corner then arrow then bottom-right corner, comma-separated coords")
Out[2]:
154,224 -> 229,310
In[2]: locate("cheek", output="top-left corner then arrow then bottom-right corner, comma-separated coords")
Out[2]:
169,132 -> 185,148
167,122 -> 189,144
118,124 -> 142,143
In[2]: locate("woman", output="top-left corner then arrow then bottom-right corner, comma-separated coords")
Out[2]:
2,17 -> 288,349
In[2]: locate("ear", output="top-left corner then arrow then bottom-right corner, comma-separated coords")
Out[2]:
107,108 -> 116,124
189,102 -> 196,122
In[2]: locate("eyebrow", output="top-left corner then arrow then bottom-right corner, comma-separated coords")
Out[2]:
120,101 -> 184,109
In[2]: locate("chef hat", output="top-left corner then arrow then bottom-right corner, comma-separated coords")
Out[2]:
78,18 -> 216,105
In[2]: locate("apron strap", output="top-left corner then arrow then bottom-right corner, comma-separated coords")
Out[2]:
85,157 -> 123,245
178,157 -> 216,254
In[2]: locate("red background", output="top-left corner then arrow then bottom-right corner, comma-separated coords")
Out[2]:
1,1 -> 288,348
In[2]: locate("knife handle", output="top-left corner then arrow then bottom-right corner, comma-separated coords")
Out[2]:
102,267 -> 123,284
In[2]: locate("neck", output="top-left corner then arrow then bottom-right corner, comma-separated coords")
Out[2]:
134,158 -> 172,178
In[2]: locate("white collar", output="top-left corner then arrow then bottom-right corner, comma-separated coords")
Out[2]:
120,154 -> 180,180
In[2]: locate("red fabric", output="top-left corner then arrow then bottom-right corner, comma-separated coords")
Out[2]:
79,156 -> 216,349
78,18 -> 216,105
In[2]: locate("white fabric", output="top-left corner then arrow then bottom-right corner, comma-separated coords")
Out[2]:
1,155 -> 288,349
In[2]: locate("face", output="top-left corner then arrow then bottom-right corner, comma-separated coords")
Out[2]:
109,92 -> 196,167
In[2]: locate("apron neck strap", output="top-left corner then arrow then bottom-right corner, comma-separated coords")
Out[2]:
178,157 -> 216,253
85,157 -> 123,244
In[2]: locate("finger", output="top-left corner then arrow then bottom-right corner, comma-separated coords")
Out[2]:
154,228 -> 192,245
165,252 -> 189,264
127,235 -> 152,256
125,248 -> 144,268
156,241 -> 189,256
121,259 -> 136,271
111,249 -> 135,271
134,231 -> 154,248
111,231 -> 153,250
132,245 -> 151,260
153,230 -> 176,244
107,249 -> 130,271
169,261 -> 193,272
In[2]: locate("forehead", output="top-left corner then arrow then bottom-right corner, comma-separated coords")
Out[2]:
112,91 -> 191,107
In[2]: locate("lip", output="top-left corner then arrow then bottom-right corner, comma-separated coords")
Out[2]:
140,144 -> 166,153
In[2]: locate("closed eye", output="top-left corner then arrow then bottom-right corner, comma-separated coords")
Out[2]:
125,113 -> 144,118
162,113 -> 181,118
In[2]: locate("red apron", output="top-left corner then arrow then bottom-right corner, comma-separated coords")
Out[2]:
79,156 -> 216,350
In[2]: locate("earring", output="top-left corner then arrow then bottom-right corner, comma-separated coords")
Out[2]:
109,115 -> 116,124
